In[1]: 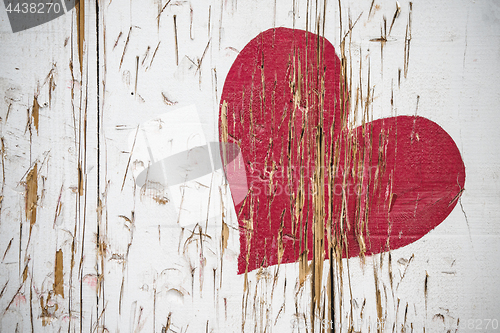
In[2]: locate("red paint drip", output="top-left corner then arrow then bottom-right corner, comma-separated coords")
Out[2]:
219,28 -> 465,274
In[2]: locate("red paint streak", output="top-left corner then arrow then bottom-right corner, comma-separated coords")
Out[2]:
219,28 -> 465,274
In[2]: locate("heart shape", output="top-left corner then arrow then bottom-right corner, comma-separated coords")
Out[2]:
219,27 -> 465,274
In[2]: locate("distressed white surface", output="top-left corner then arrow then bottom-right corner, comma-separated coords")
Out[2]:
0,0 -> 499,332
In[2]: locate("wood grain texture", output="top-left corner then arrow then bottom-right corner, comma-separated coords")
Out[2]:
0,0 -> 499,332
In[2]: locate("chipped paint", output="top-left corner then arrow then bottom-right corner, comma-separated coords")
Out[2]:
25,163 -> 38,235
0,0 -> 499,332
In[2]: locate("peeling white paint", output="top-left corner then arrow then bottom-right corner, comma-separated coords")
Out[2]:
0,0 -> 499,332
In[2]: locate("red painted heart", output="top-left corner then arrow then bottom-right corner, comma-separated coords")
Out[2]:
219,27 -> 465,274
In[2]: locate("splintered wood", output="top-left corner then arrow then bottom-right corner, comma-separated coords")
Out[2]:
0,0 -> 495,332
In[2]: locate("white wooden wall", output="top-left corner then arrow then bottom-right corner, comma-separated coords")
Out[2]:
0,0 -> 499,332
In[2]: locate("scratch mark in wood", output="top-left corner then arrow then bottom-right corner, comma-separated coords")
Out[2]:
218,0 -> 223,50
54,249 -> 64,297
53,184 -> 64,228
221,222 -> 229,254
78,162 -> 84,196
76,0 -> 85,73
147,41 -> 161,71
32,96 -> 39,134
121,126 -> 139,191
119,27 -> 133,70
25,163 -> 38,236
157,0 -> 173,20
2,238 -> 13,262
196,39 -> 211,75
113,31 -> 123,50
424,270 -> 429,327
4,283 -> 23,315
174,15 -> 179,66
161,92 -> 177,106
369,0 -> 376,17
190,4 -> 194,40
141,46 -> 151,66
404,2 -> 412,78
388,1 -> 401,35
0,281 -> 7,299
208,5 -> 211,38
134,55 -> 139,97
374,263 -> 384,333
